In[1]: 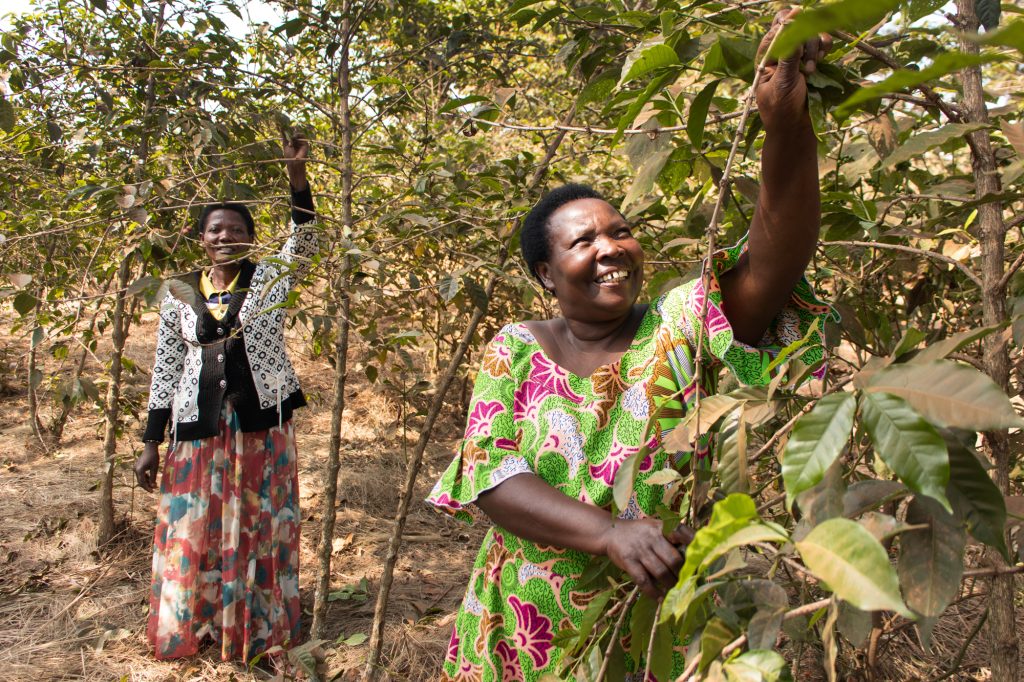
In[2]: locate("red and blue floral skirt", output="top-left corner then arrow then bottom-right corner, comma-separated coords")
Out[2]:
146,402 -> 301,661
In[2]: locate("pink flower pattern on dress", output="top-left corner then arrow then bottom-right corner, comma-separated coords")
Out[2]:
509,595 -> 554,669
466,400 -> 505,438
495,640 -> 524,681
590,442 -> 653,486
530,352 -> 583,403
513,380 -> 548,422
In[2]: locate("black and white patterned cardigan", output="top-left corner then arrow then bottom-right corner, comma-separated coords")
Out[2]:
143,194 -> 319,443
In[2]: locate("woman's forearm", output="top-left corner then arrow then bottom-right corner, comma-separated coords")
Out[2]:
476,473 -> 612,556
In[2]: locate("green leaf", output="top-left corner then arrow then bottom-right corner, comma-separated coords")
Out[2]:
663,394 -> 740,452
723,649 -> 790,682
902,0 -> 948,23
977,0 -> 1001,30
972,18 -> 1024,52
837,52 -> 998,119
341,632 -> 368,646
796,518 -> 911,616
860,391 -> 951,511
699,618 -> 736,672
687,79 -> 720,151
890,327 -> 927,359
842,480 -> 907,518
718,409 -> 749,494
770,0 -> 903,61
866,360 -> 1023,430
619,40 -> 679,86
782,392 -> 857,506
912,324 -> 1000,364
676,493 -> 758,585
613,448 -> 646,512
945,434 -> 1009,559
0,93 -> 14,133
880,123 -> 989,168
696,522 -> 788,575
612,72 -> 675,145
13,291 -> 37,316
439,95 -> 490,114
898,496 -> 965,617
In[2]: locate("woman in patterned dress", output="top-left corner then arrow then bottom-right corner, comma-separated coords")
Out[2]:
132,135 -> 318,662
428,14 -> 834,681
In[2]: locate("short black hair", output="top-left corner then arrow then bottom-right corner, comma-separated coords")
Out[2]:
195,202 -> 255,237
520,183 -> 605,284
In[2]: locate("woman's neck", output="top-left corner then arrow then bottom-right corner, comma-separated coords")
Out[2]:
562,305 -> 644,352
207,262 -> 241,290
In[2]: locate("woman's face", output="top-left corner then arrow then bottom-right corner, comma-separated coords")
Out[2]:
200,209 -> 253,265
536,198 -> 644,322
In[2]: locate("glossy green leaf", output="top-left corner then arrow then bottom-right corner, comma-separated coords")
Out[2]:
619,40 -> 679,86
663,394 -> 740,452
973,18 -> 1024,52
770,0 -> 902,60
613,448 -> 646,512
866,360 -> 1023,430
913,324 -> 1001,363
796,518 -> 911,616
837,52 -> 998,118
860,391 -> 951,511
945,434 -> 1009,559
842,480 -> 907,518
686,79 -> 720,151
677,493 -> 758,584
898,496 -> 965,617
880,123 -> 989,168
718,409 -> 749,494
0,93 -> 14,132
782,392 -> 857,506
723,649 -> 790,682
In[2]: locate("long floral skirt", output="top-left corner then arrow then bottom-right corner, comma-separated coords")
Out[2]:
146,403 -> 302,661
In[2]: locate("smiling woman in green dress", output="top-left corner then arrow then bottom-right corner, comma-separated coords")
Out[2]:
428,13 -> 835,681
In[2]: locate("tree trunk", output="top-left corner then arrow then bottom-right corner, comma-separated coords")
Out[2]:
362,105 -> 576,681
954,3 -> 1019,680
97,256 -> 132,546
311,0 -> 354,639
27,324 -> 48,452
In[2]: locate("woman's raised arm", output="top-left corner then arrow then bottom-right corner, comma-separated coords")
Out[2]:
718,10 -> 831,345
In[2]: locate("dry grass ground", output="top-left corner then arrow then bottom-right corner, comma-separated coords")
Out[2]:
0,309 -> 485,681
0,307 -> 1020,682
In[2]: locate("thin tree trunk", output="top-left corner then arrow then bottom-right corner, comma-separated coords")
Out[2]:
97,0 -> 164,548
50,303 -> 105,443
27,324 -> 49,453
954,3 -> 1018,680
98,256 -> 132,545
362,105 -> 576,681
311,0 -> 354,639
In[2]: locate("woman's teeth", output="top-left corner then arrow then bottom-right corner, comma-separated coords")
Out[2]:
597,270 -> 629,284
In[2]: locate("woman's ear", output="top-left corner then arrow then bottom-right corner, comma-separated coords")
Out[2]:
535,262 -> 555,294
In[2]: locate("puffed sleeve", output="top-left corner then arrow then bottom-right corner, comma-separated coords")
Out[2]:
660,235 -> 835,386
651,236 -> 836,467
426,325 -> 533,524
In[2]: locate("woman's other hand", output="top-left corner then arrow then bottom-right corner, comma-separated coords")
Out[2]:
755,8 -> 832,134
283,134 -> 309,191
603,517 -> 694,600
134,442 -> 161,492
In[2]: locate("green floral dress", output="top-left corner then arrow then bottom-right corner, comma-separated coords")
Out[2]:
427,241 -> 834,681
